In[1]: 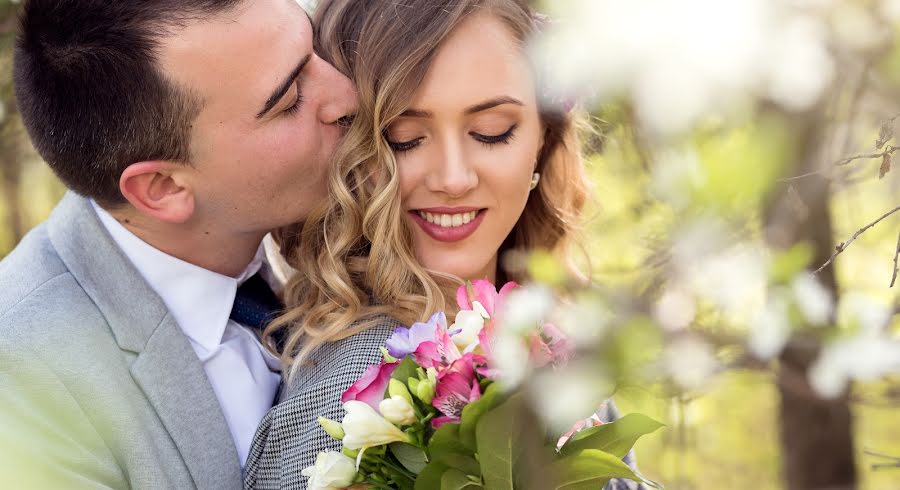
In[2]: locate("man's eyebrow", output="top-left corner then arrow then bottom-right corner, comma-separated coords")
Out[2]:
256,54 -> 312,119
465,96 -> 524,115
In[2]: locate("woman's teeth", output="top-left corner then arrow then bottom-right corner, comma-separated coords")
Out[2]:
417,210 -> 478,228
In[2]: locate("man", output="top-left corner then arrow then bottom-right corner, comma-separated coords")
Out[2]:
0,0 -> 355,488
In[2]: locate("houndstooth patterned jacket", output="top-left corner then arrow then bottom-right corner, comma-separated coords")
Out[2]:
243,317 -> 647,490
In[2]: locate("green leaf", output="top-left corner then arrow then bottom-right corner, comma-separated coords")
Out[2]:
391,442 -> 428,474
474,393 -> 522,490
428,423 -> 481,476
459,383 -> 505,451
415,462 -> 449,490
550,449 -> 643,490
441,469 -> 482,490
558,413 -> 665,459
390,356 -> 421,390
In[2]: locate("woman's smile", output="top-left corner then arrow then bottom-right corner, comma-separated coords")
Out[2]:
408,207 -> 487,242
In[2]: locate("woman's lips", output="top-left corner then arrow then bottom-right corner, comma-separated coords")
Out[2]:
409,208 -> 486,243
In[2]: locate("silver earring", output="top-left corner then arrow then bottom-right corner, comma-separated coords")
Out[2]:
529,172 -> 541,191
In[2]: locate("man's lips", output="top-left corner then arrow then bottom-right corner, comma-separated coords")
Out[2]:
408,207 -> 487,243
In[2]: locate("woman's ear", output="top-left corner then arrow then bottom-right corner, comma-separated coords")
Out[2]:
119,161 -> 196,224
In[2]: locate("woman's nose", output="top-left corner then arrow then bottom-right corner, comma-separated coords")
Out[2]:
426,142 -> 478,198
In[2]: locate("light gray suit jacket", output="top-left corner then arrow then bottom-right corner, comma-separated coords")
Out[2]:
0,193 -> 243,489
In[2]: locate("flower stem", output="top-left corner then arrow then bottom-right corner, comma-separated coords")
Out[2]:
364,479 -> 396,490
374,454 -> 417,482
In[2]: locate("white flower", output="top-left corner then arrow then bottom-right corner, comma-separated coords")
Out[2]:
748,292 -> 791,360
764,14 -> 834,111
491,333 -> 531,389
341,401 -> 411,450
552,294 -> 612,346
529,361 -> 613,435
534,0 -> 834,134
499,285 -> 554,335
664,336 -> 719,391
809,332 -> 900,399
652,287 -> 697,332
791,271 -> 833,325
301,451 -> 357,490
450,309 -> 485,350
840,293 -> 890,334
378,396 -> 416,427
882,0 -> 900,21
472,300 -> 490,319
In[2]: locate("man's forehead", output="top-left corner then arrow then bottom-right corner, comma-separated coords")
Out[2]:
156,0 -> 312,109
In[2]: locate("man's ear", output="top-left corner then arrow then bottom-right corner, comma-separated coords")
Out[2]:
119,161 -> 196,224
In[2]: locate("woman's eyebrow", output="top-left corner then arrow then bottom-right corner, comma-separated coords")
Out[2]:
465,96 -> 524,114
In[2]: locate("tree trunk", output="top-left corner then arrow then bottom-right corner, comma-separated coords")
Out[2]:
764,113 -> 857,490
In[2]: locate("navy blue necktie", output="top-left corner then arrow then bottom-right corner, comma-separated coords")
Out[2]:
230,273 -> 282,330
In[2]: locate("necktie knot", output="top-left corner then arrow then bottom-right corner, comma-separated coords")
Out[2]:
230,273 -> 281,330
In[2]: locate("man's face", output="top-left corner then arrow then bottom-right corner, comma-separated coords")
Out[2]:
158,0 -> 356,235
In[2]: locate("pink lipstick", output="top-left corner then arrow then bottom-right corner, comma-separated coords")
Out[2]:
409,207 -> 486,243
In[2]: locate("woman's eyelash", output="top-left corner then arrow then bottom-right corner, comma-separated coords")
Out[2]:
387,124 -> 519,153
471,124 -> 518,146
388,137 -> 423,153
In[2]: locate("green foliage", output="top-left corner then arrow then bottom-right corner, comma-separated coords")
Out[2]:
390,443 -> 428,474
459,382 -> 503,451
558,413 -> 665,459
549,449 -> 642,490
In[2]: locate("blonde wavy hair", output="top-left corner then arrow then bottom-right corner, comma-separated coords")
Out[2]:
263,0 -> 590,375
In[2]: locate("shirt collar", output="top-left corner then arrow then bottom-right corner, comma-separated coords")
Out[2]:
91,201 -> 265,353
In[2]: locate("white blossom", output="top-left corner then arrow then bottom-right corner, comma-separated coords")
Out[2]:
552,294 -> 612,346
491,332 -> 532,389
450,309 -> 485,351
748,291 -> 791,360
529,361 -> 613,435
340,401 -> 411,450
809,332 -> 900,398
653,287 -> 697,332
301,451 -> 357,490
791,271 -> 833,325
664,336 -> 719,391
534,0 -> 834,134
497,284 -> 554,335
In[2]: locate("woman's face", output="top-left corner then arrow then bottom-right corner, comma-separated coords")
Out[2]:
388,13 -> 543,283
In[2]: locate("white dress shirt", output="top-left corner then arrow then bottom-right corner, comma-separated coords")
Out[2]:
92,202 -> 282,467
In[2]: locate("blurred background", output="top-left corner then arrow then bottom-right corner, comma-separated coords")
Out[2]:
3,0 -> 900,489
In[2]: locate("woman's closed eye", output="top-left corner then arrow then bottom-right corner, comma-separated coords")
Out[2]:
387,124 -> 519,153
387,136 -> 424,153
471,123 -> 517,147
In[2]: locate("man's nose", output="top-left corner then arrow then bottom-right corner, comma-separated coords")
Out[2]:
313,55 -> 358,126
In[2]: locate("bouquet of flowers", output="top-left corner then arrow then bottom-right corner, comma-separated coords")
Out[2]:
303,281 -> 662,490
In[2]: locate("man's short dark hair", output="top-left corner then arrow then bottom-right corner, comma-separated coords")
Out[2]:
13,0 -> 243,206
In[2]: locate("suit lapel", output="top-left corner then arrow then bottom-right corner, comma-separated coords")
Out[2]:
47,193 -> 242,488
131,314 -> 243,489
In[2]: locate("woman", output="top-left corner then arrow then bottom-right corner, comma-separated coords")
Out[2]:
245,0 -> 641,488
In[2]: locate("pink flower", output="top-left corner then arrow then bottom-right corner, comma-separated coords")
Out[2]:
431,354 -> 484,427
412,317 -> 462,370
556,416 -> 604,449
456,280 -> 518,318
529,323 -> 576,368
341,362 -> 398,411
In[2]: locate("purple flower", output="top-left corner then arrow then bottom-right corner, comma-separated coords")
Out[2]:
385,312 -> 447,359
